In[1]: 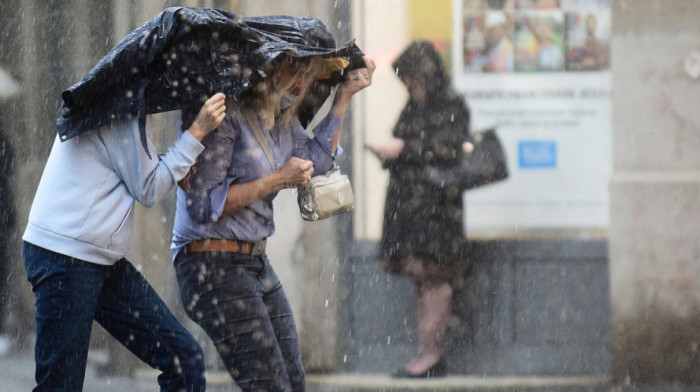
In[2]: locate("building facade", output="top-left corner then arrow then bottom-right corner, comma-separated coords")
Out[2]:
2,0 -> 700,384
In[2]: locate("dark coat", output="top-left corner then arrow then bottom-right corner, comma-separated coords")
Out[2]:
379,41 -> 470,277
379,92 -> 470,269
56,7 -> 362,155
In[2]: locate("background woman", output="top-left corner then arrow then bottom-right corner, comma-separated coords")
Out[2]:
369,40 -> 470,378
172,20 -> 375,391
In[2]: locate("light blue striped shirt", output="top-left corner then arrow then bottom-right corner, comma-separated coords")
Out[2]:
171,103 -> 342,259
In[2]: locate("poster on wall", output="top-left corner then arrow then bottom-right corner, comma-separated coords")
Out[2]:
452,0 -> 612,233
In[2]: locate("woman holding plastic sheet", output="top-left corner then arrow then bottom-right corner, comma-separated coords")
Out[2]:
368,40 -> 470,378
171,17 -> 375,392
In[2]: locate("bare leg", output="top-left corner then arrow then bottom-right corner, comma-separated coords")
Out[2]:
404,279 -> 453,374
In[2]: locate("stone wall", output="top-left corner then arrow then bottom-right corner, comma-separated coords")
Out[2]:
609,0 -> 700,383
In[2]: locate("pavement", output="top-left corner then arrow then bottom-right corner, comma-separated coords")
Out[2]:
0,350 -> 241,392
2,353 -> 155,392
3,351 -> 700,392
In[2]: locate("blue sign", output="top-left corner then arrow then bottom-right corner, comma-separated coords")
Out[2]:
518,141 -> 557,169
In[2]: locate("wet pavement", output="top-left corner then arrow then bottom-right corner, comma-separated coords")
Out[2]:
0,351 -> 240,392
3,351 -> 700,392
1,353 -> 156,392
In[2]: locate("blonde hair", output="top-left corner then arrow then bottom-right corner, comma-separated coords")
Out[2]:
244,55 -> 325,129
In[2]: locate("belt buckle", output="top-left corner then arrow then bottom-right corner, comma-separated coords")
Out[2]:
251,239 -> 266,256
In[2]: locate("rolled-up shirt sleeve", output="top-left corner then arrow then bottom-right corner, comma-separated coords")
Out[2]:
293,113 -> 342,176
185,118 -> 238,223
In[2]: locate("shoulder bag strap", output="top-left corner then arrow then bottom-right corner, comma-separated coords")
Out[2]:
242,109 -> 276,171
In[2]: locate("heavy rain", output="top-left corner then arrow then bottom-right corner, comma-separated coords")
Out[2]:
1,1 -> 700,392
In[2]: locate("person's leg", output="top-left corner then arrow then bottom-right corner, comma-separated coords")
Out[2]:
94,259 -> 205,392
22,242 -> 105,392
176,252 -> 291,392
259,256 -> 305,391
404,275 -> 452,375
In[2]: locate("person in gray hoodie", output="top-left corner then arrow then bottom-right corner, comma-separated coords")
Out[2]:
21,92 -> 226,392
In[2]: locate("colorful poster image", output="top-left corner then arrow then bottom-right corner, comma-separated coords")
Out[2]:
514,10 -> 565,72
460,0 -> 610,73
462,9 -> 515,73
560,0 -> 610,11
515,0 -> 560,9
564,11 -> 611,71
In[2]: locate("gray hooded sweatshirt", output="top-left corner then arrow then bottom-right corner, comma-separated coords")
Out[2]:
23,119 -> 204,265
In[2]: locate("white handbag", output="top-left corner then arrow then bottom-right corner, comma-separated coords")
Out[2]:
243,109 -> 354,221
297,164 -> 354,221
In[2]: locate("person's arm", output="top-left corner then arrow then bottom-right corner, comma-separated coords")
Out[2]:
293,57 -> 376,174
107,93 -> 226,207
221,157 -> 314,215
368,138 -> 405,164
371,97 -> 470,169
326,56 -> 376,151
185,105 -> 315,220
183,104 -> 238,223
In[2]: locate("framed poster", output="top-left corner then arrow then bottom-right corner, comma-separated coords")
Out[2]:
452,0 -> 611,234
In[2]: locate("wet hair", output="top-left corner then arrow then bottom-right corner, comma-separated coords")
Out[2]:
392,40 -> 451,99
241,54 -> 324,129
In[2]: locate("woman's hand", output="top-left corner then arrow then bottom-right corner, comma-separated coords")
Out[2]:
222,158 -> 314,215
368,138 -> 404,163
331,56 -> 376,118
338,56 -> 376,96
187,93 -> 226,141
275,157 -> 315,189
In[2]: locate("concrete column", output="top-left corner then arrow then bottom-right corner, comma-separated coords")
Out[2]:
350,0 -> 409,240
610,0 -> 700,383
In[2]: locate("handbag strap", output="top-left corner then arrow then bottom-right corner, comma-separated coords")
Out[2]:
242,109 -> 276,171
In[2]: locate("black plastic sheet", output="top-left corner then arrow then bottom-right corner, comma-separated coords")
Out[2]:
57,7 -> 363,154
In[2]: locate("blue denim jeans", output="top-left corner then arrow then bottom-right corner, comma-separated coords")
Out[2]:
175,251 -> 305,392
23,241 -> 205,392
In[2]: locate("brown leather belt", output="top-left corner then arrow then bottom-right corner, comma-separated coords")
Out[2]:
184,238 -> 267,256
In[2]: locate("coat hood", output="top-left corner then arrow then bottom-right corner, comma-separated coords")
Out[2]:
392,40 -> 451,100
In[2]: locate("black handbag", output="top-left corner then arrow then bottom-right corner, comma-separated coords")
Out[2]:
425,128 -> 508,191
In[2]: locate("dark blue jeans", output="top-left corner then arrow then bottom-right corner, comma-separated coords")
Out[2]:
23,242 -> 205,392
175,251 -> 305,392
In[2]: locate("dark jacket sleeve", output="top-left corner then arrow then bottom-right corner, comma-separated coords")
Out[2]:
386,95 -> 470,171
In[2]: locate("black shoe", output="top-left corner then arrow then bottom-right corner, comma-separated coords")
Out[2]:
391,358 -> 447,378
